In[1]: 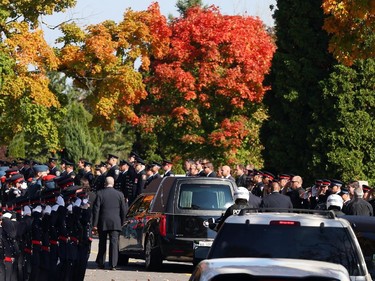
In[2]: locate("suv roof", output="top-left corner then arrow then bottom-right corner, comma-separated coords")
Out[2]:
226,210 -> 351,228
191,258 -> 351,281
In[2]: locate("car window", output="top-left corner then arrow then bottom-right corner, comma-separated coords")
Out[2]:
127,194 -> 154,217
137,194 -> 154,214
178,184 -> 232,210
209,223 -> 363,276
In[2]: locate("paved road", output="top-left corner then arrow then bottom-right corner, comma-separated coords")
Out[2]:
84,238 -> 193,281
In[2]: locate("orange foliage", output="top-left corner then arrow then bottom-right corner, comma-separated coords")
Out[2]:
209,117 -> 250,149
58,3 -> 170,128
4,22 -> 60,108
144,6 -> 275,153
322,0 -> 375,65
150,6 -> 275,107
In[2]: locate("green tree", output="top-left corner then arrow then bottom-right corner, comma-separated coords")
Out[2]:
261,0 -> 335,180
313,59 -> 375,184
60,101 -> 103,163
176,0 -> 204,16
100,122 -> 136,161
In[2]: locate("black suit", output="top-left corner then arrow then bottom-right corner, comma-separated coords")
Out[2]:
249,193 -> 262,208
206,171 -> 217,177
198,169 -> 206,177
236,174 -> 248,187
261,191 -> 293,210
92,186 -> 126,269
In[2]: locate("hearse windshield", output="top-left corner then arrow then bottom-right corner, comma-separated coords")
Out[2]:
178,183 -> 233,210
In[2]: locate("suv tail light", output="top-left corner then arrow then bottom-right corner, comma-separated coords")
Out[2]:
269,220 -> 301,226
159,215 -> 167,237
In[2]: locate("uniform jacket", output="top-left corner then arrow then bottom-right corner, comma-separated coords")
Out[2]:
107,165 -> 120,182
164,170 -> 175,177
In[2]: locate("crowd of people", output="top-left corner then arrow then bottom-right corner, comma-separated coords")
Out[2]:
0,153 -> 373,280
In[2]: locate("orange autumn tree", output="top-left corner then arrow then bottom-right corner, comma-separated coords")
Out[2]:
0,21 -> 63,155
142,6 -> 275,164
322,0 -> 375,65
58,3 -> 170,129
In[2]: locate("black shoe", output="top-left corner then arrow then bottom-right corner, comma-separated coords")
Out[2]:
110,267 -> 116,271
97,264 -> 105,269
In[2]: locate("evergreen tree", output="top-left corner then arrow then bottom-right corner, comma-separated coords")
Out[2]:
261,0 -> 335,181
100,122 -> 135,161
313,59 -> 375,183
176,0 -> 203,16
60,101 -> 103,164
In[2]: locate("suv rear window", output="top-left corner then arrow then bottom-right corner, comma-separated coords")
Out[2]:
209,223 -> 362,276
178,184 -> 232,210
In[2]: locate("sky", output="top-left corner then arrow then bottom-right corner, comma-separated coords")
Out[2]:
42,0 -> 276,46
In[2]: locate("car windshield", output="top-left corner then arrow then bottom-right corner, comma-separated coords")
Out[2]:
178,184 -> 233,210
209,223 -> 363,276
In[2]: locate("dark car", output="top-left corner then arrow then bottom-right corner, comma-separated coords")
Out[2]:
118,176 -> 236,270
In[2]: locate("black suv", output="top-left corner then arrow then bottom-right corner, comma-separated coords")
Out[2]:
206,209 -> 371,280
119,177 -> 236,270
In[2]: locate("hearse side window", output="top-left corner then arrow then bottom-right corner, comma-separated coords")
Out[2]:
178,184 -> 232,210
127,196 -> 143,217
137,194 -> 155,213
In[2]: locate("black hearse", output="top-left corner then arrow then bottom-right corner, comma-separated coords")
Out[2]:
118,176 -> 236,270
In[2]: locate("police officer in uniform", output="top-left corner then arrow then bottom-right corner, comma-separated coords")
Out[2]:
106,154 -> 120,182
2,211 -> 19,281
82,161 -> 94,188
74,158 -> 86,186
162,160 -> 174,177
144,162 -> 162,188
74,197 -> 92,281
48,158 -> 61,177
64,161 -> 76,179
30,205 -> 43,281
40,205 -> 52,281
134,159 -> 147,198
115,160 -> 130,192
217,187 -> 257,230
92,162 -> 107,192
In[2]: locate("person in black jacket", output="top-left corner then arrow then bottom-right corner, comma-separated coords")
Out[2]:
261,180 -> 293,211
73,198 -> 92,281
2,212 -> 20,281
82,161 -> 94,188
134,159 -> 147,198
29,205 -> 43,281
74,158 -> 86,186
106,154 -> 120,182
92,177 -> 126,270
345,185 -> 373,216
162,160 -> 175,177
